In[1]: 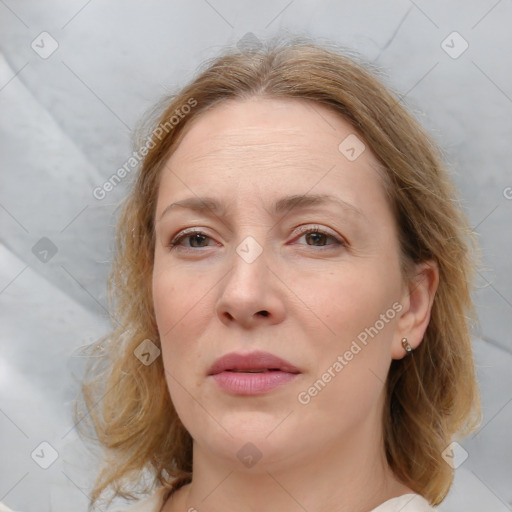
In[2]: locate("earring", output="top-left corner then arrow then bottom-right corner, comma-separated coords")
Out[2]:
401,337 -> 413,355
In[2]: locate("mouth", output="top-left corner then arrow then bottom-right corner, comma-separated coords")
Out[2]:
207,351 -> 301,395
226,369 -> 281,373
207,350 -> 301,376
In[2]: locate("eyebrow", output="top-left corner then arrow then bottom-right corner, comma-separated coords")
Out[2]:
157,194 -> 365,223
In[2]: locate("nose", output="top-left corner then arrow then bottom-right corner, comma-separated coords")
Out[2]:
215,239 -> 286,328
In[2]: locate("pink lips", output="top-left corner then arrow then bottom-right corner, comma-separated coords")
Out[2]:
207,351 -> 301,395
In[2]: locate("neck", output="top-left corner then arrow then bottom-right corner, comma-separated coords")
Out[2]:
164,402 -> 413,512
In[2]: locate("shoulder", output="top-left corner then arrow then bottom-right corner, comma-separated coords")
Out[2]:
370,493 -> 437,512
110,486 -> 171,512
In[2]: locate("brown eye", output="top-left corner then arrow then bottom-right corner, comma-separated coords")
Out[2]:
295,227 -> 346,248
168,230 -> 214,250
305,231 -> 330,246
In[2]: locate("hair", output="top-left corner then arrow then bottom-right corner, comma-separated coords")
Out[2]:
75,36 -> 482,510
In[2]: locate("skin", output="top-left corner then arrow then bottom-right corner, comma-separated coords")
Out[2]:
152,97 -> 439,512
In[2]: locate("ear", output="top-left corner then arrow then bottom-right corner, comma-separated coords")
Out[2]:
392,260 -> 439,360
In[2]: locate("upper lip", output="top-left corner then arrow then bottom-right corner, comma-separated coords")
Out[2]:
207,350 -> 302,375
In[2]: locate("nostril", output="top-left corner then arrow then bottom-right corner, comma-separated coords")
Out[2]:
258,310 -> 269,317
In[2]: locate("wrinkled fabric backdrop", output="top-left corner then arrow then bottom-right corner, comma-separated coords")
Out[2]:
0,1 -> 511,511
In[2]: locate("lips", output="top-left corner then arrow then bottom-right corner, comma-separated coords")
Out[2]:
207,350 -> 301,376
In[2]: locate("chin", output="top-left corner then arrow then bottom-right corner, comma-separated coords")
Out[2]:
196,424 -> 301,472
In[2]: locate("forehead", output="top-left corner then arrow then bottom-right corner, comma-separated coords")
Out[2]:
158,97 -> 389,214
169,97 -> 371,165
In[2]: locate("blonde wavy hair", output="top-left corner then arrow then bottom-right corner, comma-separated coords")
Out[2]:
75,37 -> 482,510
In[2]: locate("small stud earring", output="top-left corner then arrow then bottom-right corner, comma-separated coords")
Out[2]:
401,337 -> 413,355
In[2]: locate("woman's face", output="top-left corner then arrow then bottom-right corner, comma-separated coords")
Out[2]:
152,97 -> 408,472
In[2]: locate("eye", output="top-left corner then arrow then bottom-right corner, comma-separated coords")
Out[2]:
167,229 -> 217,250
293,226 -> 346,248
166,226 -> 347,252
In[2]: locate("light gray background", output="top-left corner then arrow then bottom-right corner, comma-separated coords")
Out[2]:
1,1 -> 511,511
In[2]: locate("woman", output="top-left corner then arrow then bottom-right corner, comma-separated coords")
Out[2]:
76,38 -> 482,512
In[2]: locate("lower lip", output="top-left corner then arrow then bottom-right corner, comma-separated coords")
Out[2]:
210,371 -> 299,395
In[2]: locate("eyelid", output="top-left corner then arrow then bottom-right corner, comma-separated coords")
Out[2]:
293,224 -> 337,237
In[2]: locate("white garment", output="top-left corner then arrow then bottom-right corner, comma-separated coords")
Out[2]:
109,488 -> 436,512
0,489 -> 436,512
370,493 -> 436,511
0,504 -> 21,512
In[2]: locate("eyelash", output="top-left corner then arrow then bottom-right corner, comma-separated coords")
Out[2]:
167,226 -> 347,251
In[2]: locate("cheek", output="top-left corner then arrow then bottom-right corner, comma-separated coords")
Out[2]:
299,264 -> 401,408
152,272 -> 213,437
152,271 -> 196,412
295,270 -> 398,426
152,268 -> 188,369
300,263 -> 399,342
298,355 -> 387,437
152,265 -> 211,375
152,263 -> 201,338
